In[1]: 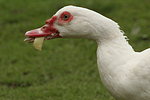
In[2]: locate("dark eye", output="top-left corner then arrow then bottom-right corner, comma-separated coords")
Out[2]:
63,14 -> 70,20
60,11 -> 73,23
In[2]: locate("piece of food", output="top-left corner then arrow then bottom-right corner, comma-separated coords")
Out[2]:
33,37 -> 44,51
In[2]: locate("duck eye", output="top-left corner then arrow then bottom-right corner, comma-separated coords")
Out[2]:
60,11 -> 73,23
63,14 -> 69,20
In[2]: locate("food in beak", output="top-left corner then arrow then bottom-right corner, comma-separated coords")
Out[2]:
24,16 -> 61,51
33,37 -> 44,51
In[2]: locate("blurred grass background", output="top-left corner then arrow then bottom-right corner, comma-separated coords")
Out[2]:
0,0 -> 150,100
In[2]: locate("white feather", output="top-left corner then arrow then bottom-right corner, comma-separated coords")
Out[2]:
53,6 -> 150,100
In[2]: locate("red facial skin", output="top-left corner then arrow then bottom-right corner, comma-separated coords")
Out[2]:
58,11 -> 73,23
25,11 -> 73,41
40,16 -> 59,37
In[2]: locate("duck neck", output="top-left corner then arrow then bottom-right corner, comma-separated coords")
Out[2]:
96,35 -> 135,69
96,32 -> 136,93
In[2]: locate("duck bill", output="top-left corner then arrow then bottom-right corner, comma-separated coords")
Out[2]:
24,24 -> 61,43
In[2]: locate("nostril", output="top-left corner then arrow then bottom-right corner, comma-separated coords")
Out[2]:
41,26 -> 47,31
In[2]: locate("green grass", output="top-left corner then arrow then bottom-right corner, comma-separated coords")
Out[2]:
0,0 -> 150,100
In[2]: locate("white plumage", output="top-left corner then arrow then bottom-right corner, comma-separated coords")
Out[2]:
25,6 -> 150,100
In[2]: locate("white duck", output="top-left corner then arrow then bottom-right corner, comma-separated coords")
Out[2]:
24,6 -> 150,100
